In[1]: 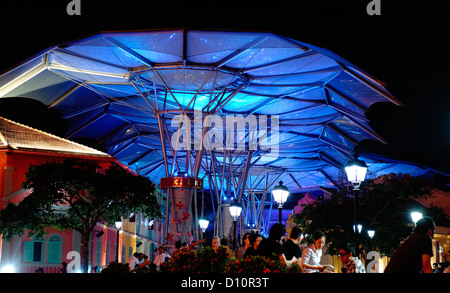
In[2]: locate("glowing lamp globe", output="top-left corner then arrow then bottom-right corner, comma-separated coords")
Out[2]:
345,156 -> 368,189
353,224 -> 363,234
229,202 -> 242,220
272,181 -> 290,207
199,217 -> 209,232
411,212 -> 423,224
115,218 -> 122,230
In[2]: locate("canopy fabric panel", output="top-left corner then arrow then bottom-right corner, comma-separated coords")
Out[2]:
0,29 -> 430,194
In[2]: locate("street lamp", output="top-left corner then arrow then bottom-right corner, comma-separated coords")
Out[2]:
345,155 -> 367,258
411,212 -> 423,224
345,155 -> 368,190
353,224 -> 363,234
229,202 -> 242,250
367,229 -> 375,253
115,217 -> 122,262
272,181 -> 289,223
229,202 -> 242,221
199,217 -> 209,233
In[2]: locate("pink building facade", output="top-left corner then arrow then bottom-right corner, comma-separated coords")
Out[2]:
0,117 -> 159,273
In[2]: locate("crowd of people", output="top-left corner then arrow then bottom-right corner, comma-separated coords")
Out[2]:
121,223 -> 347,273
123,216 -> 448,273
235,223 -> 336,273
44,216 -> 446,273
148,216 -> 447,274
244,217 -> 450,273
248,217 -> 449,273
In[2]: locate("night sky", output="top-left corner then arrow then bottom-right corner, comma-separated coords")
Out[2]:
1,1 -> 449,174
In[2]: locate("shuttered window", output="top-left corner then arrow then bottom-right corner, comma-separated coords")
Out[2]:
24,242 -> 34,262
48,235 -> 62,263
96,239 -> 102,266
23,237 -> 44,262
105,241 -> 110,265
121,245 -> 126,263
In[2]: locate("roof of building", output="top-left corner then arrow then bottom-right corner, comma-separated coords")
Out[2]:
0,29 -> 443,192
0,116 -> 112,158
415,188 -> 450,219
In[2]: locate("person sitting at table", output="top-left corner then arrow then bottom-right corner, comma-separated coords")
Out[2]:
257,223 -> 287,267
244,233 -> 264,258
338,243 -> 366,273
283,226 -> 303,265
301,230 -> 330,273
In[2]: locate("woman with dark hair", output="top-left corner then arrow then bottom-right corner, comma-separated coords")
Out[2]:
301,230 -> 330,273
236,232 -> 252,260
256,223 -> 287,266
244,233 -> 264,258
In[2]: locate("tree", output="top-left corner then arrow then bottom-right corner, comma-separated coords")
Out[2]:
0,159 -> 162,273
294,173 -> 447,257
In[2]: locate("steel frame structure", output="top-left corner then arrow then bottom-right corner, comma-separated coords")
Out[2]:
0,28 -> 434,241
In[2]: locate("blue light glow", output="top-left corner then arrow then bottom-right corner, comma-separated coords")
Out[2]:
0,28 -> 437,195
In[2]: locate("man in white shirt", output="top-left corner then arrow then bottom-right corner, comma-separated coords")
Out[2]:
126,252 -> 142,271
154,247 -> 170,269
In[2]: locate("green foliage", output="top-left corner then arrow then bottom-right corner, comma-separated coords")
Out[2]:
294,194 -> 354,255
294,173 -> 445,257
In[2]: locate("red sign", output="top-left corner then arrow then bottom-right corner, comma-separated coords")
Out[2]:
160,177 -> 203,189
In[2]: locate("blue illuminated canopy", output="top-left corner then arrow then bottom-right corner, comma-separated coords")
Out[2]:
0,28 -> 435,194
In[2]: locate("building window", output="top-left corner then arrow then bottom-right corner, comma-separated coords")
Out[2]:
48,235 -> 62,263
114,242 -> 117,262
24,237 -> 44,262
121,245 -> 126,263
136,212 -> 141,235
105,241 -> 110,265
96,239 -> 102,267
150,243 -> 156,262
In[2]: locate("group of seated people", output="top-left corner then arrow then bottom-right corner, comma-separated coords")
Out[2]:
240,217 -> 447,274
127,216 -> 444,274
150,223 -> 362,273
235,223 -> 364,273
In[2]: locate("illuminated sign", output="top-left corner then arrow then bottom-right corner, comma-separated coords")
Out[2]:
160,177 -> 203,189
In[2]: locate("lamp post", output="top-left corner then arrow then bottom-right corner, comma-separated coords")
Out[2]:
353,224 -> 363,234
345,155 -> 368,190
353,224 -> 363,256
345,155 -> 367,258
229,202 -> 242,250
272,181 -> 290,223
199,217 -> 209,248
367,229 -> 375,252
115,218 -> 122,262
